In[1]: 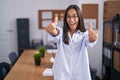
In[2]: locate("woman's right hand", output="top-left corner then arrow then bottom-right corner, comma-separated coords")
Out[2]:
45,16 -> 59,36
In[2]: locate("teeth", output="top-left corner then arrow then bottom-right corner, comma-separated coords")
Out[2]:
70,23 -> 75,25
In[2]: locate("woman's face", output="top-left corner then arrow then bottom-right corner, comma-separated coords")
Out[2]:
66,9 -> 79,31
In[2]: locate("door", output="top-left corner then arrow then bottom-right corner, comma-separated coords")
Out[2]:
0,0 -> 13,63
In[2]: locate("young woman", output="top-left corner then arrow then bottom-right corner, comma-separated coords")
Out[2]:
45,5 -> 98,80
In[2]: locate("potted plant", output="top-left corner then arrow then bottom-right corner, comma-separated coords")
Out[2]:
39,46 -> 46,58
34,51 -> 42,66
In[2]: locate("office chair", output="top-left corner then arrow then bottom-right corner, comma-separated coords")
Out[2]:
0,72 -> 4,80
9,52 -> 18,66
0,62 -> 10,80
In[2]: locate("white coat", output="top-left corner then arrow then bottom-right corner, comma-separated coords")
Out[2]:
48,27 -> 97,80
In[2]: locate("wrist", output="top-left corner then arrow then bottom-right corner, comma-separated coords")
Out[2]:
52,28 -> 60,36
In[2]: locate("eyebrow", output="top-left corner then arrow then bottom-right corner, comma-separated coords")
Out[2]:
67,13 -> 78,16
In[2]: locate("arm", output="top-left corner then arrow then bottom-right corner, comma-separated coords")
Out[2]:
45,16 -> 59,36
47,27 -> 61,43
45,16 -> 61,43
88,23 -> 98,43
85,23 -> 98,47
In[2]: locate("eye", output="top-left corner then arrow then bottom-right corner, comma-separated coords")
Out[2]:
66,15 -> 71,18
66,15 -> 78,19
73,15 -> 78,18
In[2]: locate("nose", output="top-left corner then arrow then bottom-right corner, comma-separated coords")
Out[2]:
69,17 -> 74,21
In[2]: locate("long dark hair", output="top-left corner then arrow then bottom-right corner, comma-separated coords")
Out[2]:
63,5 -> 86,44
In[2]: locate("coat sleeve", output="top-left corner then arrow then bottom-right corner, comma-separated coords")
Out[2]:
84,31 -> 97,47
47,27 -> 62,44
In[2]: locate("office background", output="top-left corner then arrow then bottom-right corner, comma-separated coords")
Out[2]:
0,0 -> 105,78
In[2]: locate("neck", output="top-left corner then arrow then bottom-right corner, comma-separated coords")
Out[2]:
69,29 -> 76,37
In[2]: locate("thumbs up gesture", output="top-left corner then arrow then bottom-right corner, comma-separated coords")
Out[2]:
88,23 -> 98,42
45,16 -> 59,36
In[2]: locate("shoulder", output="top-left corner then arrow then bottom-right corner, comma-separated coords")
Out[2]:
77,30 -> 88,36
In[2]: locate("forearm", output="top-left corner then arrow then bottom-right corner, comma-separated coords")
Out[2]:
47,27 -> 61,43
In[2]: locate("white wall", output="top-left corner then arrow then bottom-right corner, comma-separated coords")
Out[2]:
9,0 -> 103,79
12,0 -> 79,45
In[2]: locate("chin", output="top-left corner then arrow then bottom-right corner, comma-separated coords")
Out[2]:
70,27 -> 77,30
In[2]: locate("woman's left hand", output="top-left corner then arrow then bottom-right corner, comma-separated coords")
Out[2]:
88,23 -> 98,42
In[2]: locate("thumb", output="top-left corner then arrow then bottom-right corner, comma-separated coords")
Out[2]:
88,22 -> 92,31
53,16 -> 58,26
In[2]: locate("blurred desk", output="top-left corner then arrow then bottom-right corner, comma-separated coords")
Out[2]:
4,50 -> 53,80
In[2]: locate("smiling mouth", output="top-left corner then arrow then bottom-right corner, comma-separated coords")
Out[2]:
69,23 -> 76,27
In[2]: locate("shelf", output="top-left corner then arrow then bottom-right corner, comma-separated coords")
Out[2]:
103,20 -> 120,80
103,54 -> 112,66
111,69 -> 120,80
103,41 -> 113,50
